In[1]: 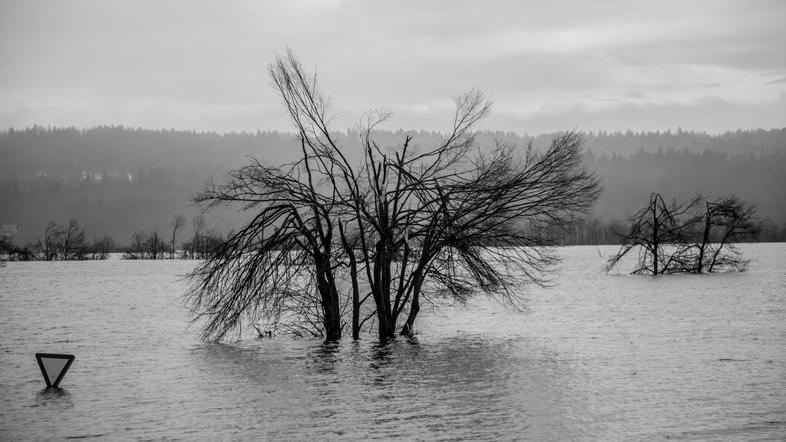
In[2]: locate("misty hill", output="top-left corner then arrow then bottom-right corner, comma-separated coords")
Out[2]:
1,126 -> 785,245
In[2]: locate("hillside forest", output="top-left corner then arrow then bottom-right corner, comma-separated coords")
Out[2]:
1,126 -> 785,248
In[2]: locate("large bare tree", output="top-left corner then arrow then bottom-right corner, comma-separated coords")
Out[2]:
186,50 -> 600,341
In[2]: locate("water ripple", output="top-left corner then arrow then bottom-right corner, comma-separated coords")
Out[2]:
1,245 -> 785,440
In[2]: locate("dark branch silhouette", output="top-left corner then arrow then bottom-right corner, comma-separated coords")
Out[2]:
186,50 -> 600,342
606,193 -> 760,274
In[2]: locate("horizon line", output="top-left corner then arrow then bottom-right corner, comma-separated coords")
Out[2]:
3,124 -> 786,138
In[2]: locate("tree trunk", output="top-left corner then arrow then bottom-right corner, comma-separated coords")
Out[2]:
708,233 -> 730,273
652,199 -> 659,275
339,223 -> 362,340
376,310 -> 395,340
400,296 -> 419,336
372,239 -> 396,340
697,205 -> 711,273
400,271 -> 423,336
321,290 -> 342,341
315,254 -> 342,341
349,257 -> 360,340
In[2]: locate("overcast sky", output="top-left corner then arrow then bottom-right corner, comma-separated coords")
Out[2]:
1,0 -> 784,134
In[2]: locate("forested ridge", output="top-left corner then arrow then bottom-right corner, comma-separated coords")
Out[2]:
2,126 -> 785,245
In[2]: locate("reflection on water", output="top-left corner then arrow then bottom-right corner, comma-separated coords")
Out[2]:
1,245 -> 785,440
186,335 -> 581,440
34,388 -> 74,409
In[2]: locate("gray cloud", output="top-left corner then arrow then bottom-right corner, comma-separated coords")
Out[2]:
1,0 -> 784,133
490,94 -> 786,134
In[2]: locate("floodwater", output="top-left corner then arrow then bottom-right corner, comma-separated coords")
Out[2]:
1,244 -> 784,441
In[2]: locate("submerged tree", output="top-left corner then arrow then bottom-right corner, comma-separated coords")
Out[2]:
604,193 -> 700,275
693,196 -> 760,273
606,193 -> 759,275
186,50 -> 600,342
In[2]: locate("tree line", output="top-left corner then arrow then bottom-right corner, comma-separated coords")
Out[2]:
0,219 -> 116,261
2,126 -> 784,247
0,214 -> 225,261
3,125 -> 784,177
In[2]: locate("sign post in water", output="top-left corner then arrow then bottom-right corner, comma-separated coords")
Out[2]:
35,353 -> 75,389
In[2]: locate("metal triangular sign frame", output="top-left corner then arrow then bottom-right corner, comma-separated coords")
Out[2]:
35,353 -> 75,388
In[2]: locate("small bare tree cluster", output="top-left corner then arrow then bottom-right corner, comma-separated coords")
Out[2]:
119,214 -> 221,261
181,229 -> 224,260
1,219 -> 114,261
186,50 -> 600,342
694,197 -> 760,272
188,215 -> 205,259
88,236 -> 115,260
605,193 -> 760,275
124,231 -> 169,259
36,219 -> 87,260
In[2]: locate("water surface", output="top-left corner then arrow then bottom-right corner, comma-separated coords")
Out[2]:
1,244 -> 784,440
